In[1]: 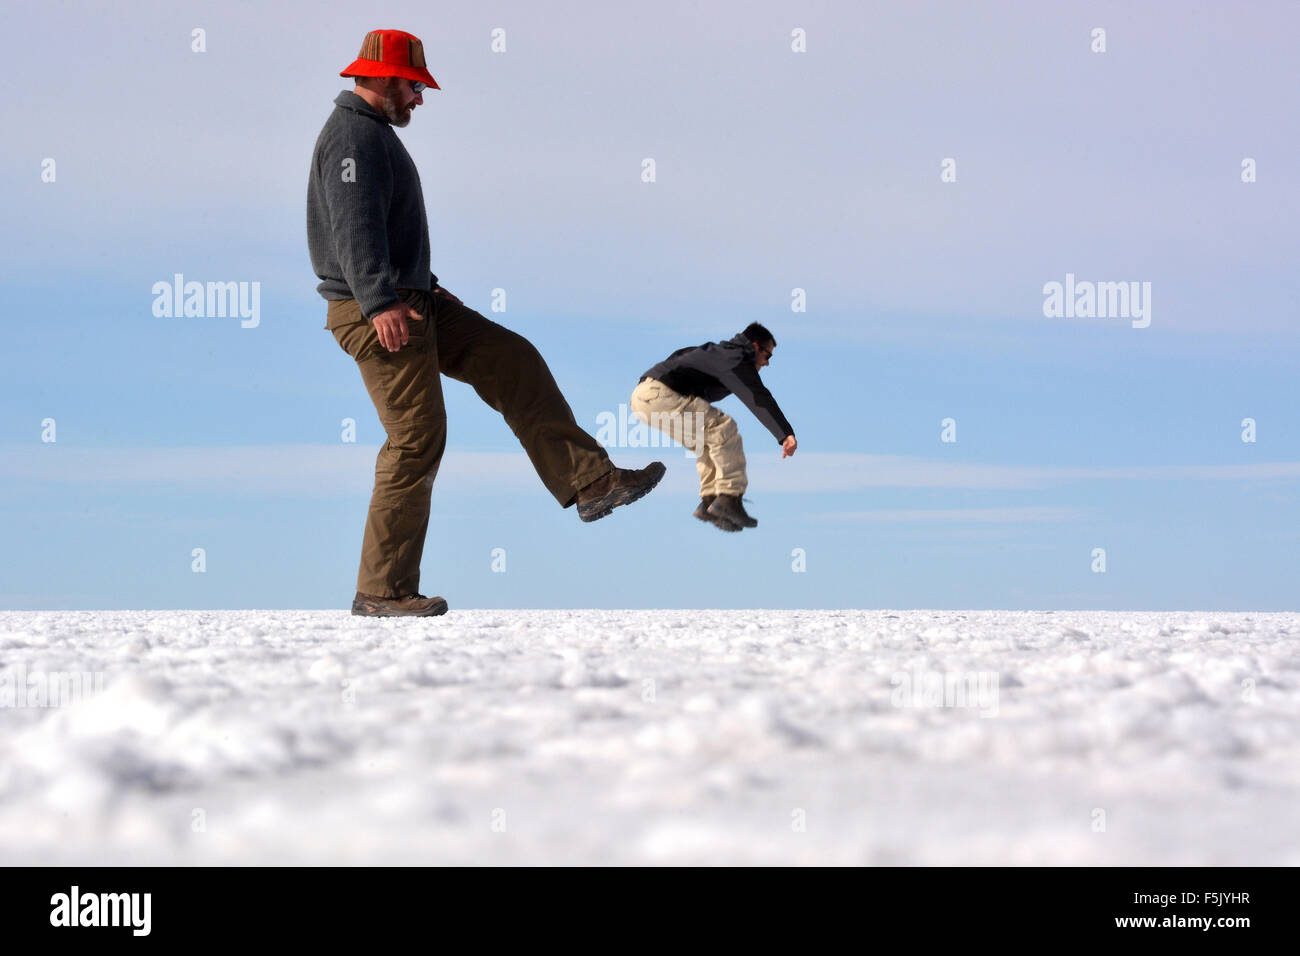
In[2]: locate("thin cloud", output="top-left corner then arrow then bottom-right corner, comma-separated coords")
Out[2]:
813,507 -> 1086,523
1,447 -> 1297,496
754,454 -> 1300,492
0,446 -> 536,497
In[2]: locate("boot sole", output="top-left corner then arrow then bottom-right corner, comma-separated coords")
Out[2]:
351,597 -> 449,617
694,510 -> 741,532
706,505 -> 756,530
578,462 -> 667,522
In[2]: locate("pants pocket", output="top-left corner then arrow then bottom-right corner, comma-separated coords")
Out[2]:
331,319 -> 379,362
372,340 -> 439,411
331,304 -> 434,362
636,380 -> 664,404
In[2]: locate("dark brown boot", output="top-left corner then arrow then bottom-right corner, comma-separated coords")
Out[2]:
693,495 -> 740,532
707,494 -> 757,529
576,462 -> 666,522
351,591 -> 449,617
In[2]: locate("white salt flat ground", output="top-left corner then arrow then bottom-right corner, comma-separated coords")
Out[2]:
0,609 -> 1296,865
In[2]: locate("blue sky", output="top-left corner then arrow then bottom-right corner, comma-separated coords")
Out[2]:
2,0 -> 1297,610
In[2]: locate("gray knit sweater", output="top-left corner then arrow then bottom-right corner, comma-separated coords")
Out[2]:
307,91 -> 435,318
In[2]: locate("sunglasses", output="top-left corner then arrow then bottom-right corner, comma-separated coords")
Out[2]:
411,81 -> 427,94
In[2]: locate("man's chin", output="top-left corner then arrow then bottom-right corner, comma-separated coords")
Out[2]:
381,99 -> 414,127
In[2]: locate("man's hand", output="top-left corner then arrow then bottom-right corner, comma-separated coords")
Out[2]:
781,435 -> 797,458
434,286 -> 463,306
371,301 -> 425,352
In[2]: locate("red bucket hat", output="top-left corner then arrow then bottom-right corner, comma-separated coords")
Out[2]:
340,29 -> 440,89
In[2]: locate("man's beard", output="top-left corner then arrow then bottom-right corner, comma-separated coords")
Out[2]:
379,80 -> 414,127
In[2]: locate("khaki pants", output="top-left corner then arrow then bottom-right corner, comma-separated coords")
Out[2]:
630,377 -> 746,498
327,289 -> 612,598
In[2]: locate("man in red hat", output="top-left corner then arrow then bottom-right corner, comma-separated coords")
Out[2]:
308,29 -> 665,618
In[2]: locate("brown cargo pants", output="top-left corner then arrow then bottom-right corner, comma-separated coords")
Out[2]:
327,289 -> 613,598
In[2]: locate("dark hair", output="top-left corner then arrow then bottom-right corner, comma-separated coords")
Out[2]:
742,322 -> 775,348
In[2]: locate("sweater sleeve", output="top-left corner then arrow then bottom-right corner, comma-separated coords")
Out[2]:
320,136 -> 399,319
713,358 -> 795,444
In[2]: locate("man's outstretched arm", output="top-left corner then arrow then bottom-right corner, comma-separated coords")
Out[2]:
714,360 -> 795,449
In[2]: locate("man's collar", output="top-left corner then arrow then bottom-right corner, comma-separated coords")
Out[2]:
333,90 -> 388,124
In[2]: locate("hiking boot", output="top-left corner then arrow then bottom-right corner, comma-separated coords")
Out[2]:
576,461 -> 666,522
707,494 -> 757,529
693,495 -> 740,532
351,591 -> 449,617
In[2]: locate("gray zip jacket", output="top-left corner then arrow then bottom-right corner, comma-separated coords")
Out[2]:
640,334 -> 794,444
307,91 -> 436,319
